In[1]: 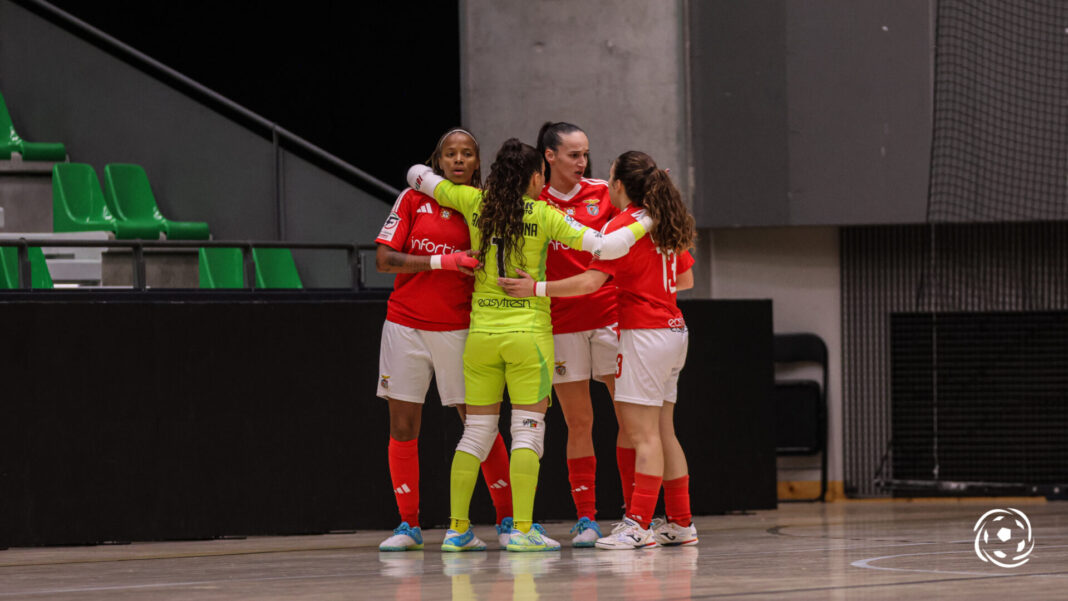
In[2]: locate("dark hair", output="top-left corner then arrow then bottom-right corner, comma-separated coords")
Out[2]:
536,121 -> 592,183
428,128 -> 482,188
612,151 -> 696,254
477,138 -> 542,276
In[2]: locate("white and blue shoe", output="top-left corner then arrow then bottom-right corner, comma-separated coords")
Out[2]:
496,517 -> 515,549
506,523 -> 561,552
570,517 -> 602,547
379,522 -> 424,551
442,528 -> 487,552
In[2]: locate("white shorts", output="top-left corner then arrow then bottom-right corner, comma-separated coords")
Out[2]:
376,320 -> 467,406
552,324 -> 619,384
614,328 -> 688,407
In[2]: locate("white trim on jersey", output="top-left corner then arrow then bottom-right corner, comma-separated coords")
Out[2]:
548,183 -> 582,202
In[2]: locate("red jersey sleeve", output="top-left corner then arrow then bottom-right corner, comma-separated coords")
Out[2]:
375,189 -> 415,251
677,250 -> 695,274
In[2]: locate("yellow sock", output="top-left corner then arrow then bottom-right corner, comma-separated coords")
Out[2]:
450,451 -> 481,532
510,448 -> 540,534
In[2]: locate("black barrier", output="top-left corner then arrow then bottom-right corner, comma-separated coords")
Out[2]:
0,294 -> 773,547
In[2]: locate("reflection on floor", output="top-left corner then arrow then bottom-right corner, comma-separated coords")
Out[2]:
1,499 -> 1065,600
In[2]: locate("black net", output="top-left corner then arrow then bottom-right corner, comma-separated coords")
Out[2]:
927,0 -> 1068,222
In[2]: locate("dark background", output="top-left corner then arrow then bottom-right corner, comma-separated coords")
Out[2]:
0,296 -> 775,546
48,0 -> 462,187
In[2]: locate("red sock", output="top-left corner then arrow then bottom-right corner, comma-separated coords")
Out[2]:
616,446 -> 636,511
663,475 -> 692,527
480,433 -> 513,524
626,472 -> 662,528
567,455 -> 597,520
388,437 -> 420,527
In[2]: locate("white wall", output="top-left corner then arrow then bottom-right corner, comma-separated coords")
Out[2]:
708,226 -> 842,486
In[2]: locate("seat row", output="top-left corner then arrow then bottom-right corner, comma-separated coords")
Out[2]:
1,91 -> 66,161
52,163 -> 210,240
1,246 -> 302,289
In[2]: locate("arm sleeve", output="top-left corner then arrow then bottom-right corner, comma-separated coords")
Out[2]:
375,189 -> 413,250
405,164 -> 481,215
579,215 -> 652,260
540,203 -> 650,260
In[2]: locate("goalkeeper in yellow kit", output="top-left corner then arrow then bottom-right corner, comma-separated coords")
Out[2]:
406,138 -> 650,552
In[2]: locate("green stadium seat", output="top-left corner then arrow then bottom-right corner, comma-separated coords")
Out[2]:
52,163 -> 160,239
0,90 -> 67,161
253,248 -> 303,289
0,246 -> 54,289
198,247 -> 244,289
103,164 -> 210,240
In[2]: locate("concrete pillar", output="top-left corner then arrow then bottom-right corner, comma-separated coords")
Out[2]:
459,0 -> 688,197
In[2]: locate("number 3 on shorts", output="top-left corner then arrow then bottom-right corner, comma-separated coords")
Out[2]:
615,353 -> 623,378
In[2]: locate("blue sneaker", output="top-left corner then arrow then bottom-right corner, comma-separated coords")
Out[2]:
506,523 -> 561,552
379,522 -> 424,551
570,516 -> 602,547
496,517 -> 515,549
442,528 -> 487,552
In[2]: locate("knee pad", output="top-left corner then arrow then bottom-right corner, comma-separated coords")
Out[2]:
510,410 -> 547,459
455,414 -> 498,462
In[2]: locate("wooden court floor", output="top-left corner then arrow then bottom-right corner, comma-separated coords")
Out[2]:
1,499 -> 1064,600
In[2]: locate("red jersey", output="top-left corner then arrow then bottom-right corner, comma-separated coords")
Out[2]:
540,179 -> 620,334
589,205 -> 695,330
375,188 -> 472,331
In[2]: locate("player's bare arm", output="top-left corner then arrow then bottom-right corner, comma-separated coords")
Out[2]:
376,244 -> 480,275
498,268 -> 609,298
677,268 -> 694,291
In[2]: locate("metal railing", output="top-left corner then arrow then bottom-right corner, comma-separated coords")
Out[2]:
13,0 -> 401,220
0,238 -> 381,291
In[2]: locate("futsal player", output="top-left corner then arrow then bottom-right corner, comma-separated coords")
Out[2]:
405,138 -> 652,552
374,128 -> 514,552
498,150 -> 699,549
537,121 -> 623,547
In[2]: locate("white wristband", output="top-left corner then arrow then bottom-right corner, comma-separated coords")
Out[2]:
429,255 -> 443,270
534,281 -> 548,297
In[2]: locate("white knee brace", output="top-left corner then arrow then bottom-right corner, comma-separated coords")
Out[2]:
510,410 -> 546,458
455,414 -> 499,462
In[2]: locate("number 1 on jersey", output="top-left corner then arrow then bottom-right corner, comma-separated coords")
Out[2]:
492,236 -> 506,278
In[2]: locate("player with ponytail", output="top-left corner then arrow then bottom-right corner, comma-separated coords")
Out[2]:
536,121 -> 622,546
499,150 -> 699,550
405,138 -> 652,552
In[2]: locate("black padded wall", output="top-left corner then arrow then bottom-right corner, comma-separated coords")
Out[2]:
0,294 -> 774,547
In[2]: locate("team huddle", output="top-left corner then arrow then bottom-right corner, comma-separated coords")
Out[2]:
374,123 -> 697,552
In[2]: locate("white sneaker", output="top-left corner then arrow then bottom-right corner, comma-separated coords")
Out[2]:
652,519 -> 698,547
570,517 -> 602,547
496,517 -> 515,549
595,517 -> 656,550
441,528 -> 487,552
379,522 -> 424,551
506,523 -> 562,552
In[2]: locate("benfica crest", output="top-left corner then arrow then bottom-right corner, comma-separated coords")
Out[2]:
585,199 -> 600,216
555,361 -> 567,376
